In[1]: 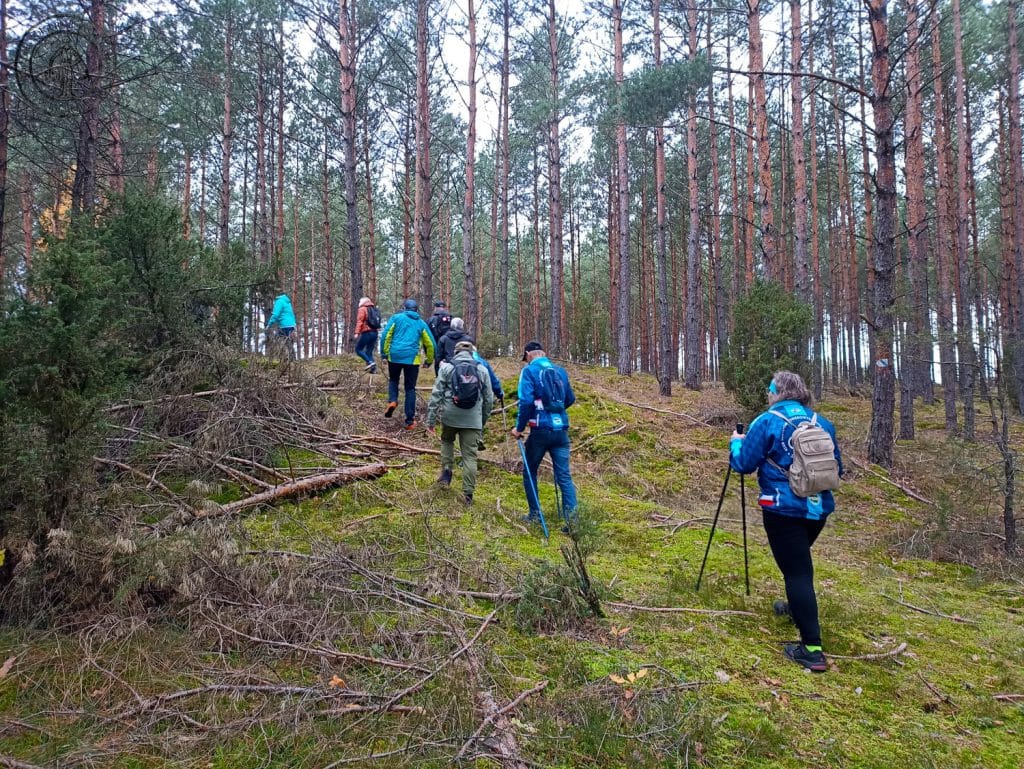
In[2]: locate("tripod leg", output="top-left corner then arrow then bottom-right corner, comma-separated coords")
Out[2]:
740,473 -> 750,596
695,465 -> 732,591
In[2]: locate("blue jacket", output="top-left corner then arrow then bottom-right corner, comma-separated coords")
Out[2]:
515,357 -> 575,432
380,310 -> 435,365
729,400 -> 843,519
267,294 -> 296,329
473,352 -> 503,400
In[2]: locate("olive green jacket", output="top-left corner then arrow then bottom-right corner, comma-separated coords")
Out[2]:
426,351 -> 495,430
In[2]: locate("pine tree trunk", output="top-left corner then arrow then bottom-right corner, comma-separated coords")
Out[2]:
363,118 -> 378,301
182,150 -> 192,239
275,11 -> 286,259
683,0 -> 701,391
653,0 -> 672,394
613,0 -> 631,374
547,0 -> 565,355
414,0 -> 433,309
725,34 -> 743,312
499,0 -> 511,338
256,48 -> 270,264
218,10 -> 233,254
71,0 -> 105,215
1009,0 -> 1024,413
866,0 -> 896,469
708,18 -> 727,385
790,0 -> 809,302
951,0 -> 976,439
1,0 -> 11,282
748,0 -> 777,280
340,0 -> 363,348
461,0 -> 478,332
321,134 -> 337,355
931,13 -> 959,433
807,0 -> 824,399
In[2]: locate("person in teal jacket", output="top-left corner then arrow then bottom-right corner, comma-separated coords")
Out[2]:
266,292 -> 296,337
380,298 -> 435,428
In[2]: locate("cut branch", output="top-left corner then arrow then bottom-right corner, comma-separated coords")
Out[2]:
881,594 -> 976,624
606,601 -> 754,617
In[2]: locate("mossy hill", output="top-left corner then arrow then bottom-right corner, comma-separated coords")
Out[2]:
1,356 -> 1022,768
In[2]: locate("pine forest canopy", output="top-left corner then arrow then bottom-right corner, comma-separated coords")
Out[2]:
1,0 -> 1023,468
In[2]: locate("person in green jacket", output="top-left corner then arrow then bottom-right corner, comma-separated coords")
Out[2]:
380,298 -> 435,428
425,340 -> 495,505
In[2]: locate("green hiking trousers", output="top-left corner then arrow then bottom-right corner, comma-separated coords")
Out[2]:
440,424 -> 482,496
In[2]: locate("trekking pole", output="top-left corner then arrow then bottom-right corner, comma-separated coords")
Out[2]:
739,470 -> 750,596
499,398 -> 510,465
517,438 -> 549,540
694,464 -> 732,591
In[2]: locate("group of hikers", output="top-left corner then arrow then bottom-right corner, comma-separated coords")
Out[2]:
266,292 -> 843,673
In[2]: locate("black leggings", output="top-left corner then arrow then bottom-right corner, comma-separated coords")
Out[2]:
762,511 -> 826,647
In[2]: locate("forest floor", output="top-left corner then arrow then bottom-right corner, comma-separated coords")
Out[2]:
1,354 -> 1023,768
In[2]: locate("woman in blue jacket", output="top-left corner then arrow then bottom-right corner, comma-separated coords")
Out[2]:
729,371 -> 843,672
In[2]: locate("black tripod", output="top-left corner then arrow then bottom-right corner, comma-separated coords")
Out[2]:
695,424 -> 750,596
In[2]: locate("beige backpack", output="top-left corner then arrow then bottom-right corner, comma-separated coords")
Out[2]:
767,411 -> 840,497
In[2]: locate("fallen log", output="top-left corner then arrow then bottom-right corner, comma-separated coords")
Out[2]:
153,464 -> 388,534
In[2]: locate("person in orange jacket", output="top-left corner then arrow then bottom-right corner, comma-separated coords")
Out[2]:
354,296 -> 382,373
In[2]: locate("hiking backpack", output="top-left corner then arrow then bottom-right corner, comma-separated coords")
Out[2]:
366,305 -> 382,330
768,410 -> 840,497
537,365 -> 567,410
451,359 -> 482,409
429,312 -> 452,342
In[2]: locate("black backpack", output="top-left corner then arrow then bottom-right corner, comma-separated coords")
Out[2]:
429,312 -> 452,341
538,365 -> 566,410
366,305 -> 382,330
451,359 -> 481,409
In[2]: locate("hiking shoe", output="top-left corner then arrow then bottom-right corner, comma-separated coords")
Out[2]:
477,439 -> 486,451
521,513 -> 542,527
384,401 -> 397,418
463,494 -> 473,506
404,420 -> 418,431
773,600 -> 793,622
366,363 -> 377,374
783,643 -> 828,673
437,468 -> 452,486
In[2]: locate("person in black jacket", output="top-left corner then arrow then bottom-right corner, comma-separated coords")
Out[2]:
427,301 -> 453,374
437,317 -> 473,365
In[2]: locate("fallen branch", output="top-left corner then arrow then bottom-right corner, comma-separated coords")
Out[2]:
994,694 -> 1024,702
456,680 -> 549,760
105,383 -> 306,413
881,594 -> 976,624
829,642 -> 909,661
94,457 -> 200,518
381,610 -> 498,710
606,601 -> 754,617
576,423 -> 628,452
119,683 -> 365,719
0,756 -> 46,769
153,464 -> 388,534
619,400 -> 713,428
847,456 -> 934,506
917,671 -> 954,705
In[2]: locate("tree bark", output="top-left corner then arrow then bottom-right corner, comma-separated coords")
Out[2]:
218,7 -> 234,254
613,0 -> 631,374
951,0 -> 976,440
415,0 -> 433,308
460,0 -> 478,332
0,0 -> 9,284
71,0 -> 105,216
748,0 -> 777,280
931,11 -> 959,433
683,1 -> 701,390
708,17 -> 727,385
321,133 -> 337,355
807,0 -> 824,399
790,0 -> 809,302
1009,0 -> 1024,413
340,0 -> 364,346
866,0 -> 896,469
547,0 -> 565,355
499,0 -> 511,337
653,0 -> 672,394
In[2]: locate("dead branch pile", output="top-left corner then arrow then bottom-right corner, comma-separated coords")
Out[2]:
6,534 -> 554,767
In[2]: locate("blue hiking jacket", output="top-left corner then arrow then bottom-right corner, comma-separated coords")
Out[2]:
729,400 -> 843,519
267,294 -> 296,329
473,352 -> 503,399
515,357 -> 575,432
380,310 -> 435,365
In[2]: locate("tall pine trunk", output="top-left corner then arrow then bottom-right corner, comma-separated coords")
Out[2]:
1009,0 -> 1024,412
653,0 -> 672,393
547,0 -> 565,355
748,0 -> 777,280
339,0 -> 363,346
218,9 -> 233,254
866,0 -> 896,468
613,0 -> 631,374
461,0 -> 478,331
414,0 -> 433,308
683,1 -> 701,390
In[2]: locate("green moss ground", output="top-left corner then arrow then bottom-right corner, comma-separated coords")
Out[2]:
1,356 -> 1022,767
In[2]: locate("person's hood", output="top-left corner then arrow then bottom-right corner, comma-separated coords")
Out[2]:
446,329 -> 469,340
431,307 -> 449,317
359,297 -> 373,307
403,309 -> 422,320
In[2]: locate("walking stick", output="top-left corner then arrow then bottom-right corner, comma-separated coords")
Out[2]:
517,438 -> 549,540
695,464 -> 732,591
739,470 -> 750,596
